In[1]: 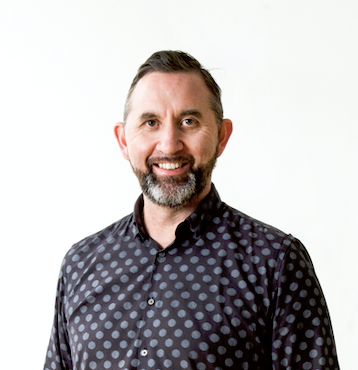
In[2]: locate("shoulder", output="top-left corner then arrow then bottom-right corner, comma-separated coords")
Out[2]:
217,201 -> 296,250
213,202 -> 309,278
60,212 -> 135,271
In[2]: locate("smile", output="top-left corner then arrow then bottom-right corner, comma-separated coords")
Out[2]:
156,162 -> 184,170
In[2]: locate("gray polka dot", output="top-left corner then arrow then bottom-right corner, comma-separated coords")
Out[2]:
44,192 -> 339,370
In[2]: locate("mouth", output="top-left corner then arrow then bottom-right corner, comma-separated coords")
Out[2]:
155,162 -> 187,170
147,155 -> 195,176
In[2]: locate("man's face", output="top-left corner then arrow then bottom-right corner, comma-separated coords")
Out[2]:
115,72 -> 231,208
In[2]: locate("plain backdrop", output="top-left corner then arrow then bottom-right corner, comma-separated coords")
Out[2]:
1,1 -> 357,369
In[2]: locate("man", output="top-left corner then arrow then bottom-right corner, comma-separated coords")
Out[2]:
44,51 -> 340,370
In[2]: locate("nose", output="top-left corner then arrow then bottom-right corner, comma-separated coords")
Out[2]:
156,123 -> 184,155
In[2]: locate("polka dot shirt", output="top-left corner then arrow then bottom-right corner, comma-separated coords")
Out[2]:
44,185 -> 340,370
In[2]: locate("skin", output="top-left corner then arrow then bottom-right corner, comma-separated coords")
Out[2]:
114,71 -> 232,248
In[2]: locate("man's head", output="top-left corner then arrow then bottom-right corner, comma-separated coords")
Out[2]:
123,50 -> 224,131
115,51 -> 232,209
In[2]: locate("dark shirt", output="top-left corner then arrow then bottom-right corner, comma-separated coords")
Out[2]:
44,185 -> 340,370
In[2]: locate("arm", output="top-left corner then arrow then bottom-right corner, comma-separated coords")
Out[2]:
43,265 -> 73,370
271,238 -> 340,369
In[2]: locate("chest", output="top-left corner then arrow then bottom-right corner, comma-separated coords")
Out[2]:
63,242 -> 275,369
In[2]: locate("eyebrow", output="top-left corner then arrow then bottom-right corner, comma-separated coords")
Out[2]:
139,110 -> 203,121
179,109 -> 203,119
140,112 -> 158,121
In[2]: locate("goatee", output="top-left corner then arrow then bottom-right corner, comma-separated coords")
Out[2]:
132,148 -> 218,209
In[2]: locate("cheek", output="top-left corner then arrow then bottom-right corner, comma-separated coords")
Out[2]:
127,143 -> 154,168
192,137 -> 219,161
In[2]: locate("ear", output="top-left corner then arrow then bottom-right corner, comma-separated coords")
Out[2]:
217,119 -> 233,157
114,122 -> 129,161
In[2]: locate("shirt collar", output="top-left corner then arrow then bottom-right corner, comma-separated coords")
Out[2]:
186,183 -> 222,238
132,194 -> 146,240
133,183 -> 223,240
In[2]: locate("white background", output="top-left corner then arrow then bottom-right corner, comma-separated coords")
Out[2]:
1,1 -> 357,368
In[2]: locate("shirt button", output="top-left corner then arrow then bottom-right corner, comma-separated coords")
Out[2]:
148,298 -> 155,306
158,252 -> 165,257
140,349 -> 148,357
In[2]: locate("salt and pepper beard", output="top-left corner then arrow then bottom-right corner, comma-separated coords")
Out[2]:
131,146 -> 219,209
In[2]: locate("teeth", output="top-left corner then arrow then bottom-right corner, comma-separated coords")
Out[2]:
158,163 -> 181,170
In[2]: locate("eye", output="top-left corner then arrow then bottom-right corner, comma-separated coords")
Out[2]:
182,118 -> 196,126
145,120 -> 157,128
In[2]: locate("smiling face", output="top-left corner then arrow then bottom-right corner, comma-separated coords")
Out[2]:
115,71 -> 232,208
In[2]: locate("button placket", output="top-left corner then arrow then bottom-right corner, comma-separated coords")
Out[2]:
157,251 -> 166,264
136,250 -> 164,363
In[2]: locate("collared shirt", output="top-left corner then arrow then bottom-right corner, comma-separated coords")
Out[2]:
44,185 -> 340,370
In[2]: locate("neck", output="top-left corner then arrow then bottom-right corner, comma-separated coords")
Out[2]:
142,184 -> 211,249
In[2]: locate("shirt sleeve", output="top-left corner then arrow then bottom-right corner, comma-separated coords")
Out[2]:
43,263 -> 73,370
271,237 -> 340,369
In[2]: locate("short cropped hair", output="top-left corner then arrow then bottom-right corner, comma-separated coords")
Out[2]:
123,50 -> 223,131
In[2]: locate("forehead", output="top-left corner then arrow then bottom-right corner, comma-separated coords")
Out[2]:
127,72 -> 212,117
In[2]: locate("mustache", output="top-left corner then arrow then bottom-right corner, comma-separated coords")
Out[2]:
146,155 -> 195,168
